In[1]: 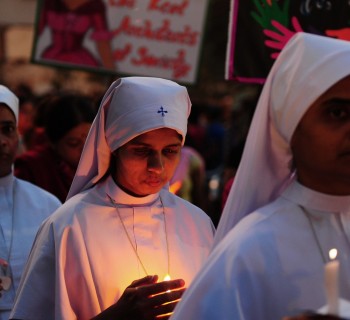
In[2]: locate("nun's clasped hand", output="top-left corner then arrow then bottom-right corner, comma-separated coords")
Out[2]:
92,275 -> 186,320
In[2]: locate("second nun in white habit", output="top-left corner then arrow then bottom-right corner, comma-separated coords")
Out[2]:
171,33 -> 350,320
10,77 -> 215,320
0,85 -> 61,320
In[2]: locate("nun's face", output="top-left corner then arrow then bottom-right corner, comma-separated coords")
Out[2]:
113,128 -> 182,197
291,75 -> 350,195
0,104 -> 18,177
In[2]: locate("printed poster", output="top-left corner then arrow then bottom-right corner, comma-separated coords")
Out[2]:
32,0 -> 209,84
226,0 -> 350,83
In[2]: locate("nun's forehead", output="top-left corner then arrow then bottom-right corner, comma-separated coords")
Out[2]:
0,85 -> 19,123
114,127 -> 184,150
0,103 -> 16,122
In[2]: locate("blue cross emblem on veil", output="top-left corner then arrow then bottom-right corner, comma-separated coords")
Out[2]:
157,106 -> 168,117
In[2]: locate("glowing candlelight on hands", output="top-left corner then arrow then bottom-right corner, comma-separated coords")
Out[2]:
163,274 -> 171,292
325,248 -> 339,315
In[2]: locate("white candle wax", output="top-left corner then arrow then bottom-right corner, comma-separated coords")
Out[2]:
324,257 -> 339,315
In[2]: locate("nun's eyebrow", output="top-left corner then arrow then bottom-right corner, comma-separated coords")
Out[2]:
322,98 -> 350,106
0,120 -> 15,126
129,141 -> 182,148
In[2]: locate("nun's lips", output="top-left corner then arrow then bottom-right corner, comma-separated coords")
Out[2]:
145,178 -> 163,187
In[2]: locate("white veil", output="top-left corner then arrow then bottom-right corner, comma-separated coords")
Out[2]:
214,32 -> 350,247
67,77 -> 191,200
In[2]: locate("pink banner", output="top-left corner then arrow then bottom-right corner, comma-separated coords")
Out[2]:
32,0 -> 209,84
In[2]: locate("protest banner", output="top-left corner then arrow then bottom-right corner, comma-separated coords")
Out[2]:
226,0 -> 350,83
32,0 -> 209,84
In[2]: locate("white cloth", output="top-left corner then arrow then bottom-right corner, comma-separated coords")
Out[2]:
172,32 -> 350,319
214,32 -> 350,246
67,77 -> 191,199
0,86 -> 18,124
172,180 -> 350,319
10,175 -> 214,320
0,174 -> 60,320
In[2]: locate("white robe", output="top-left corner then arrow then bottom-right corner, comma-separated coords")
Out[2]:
0,174 -> 61,320
10,175 -> 214,320
171,180 -> 350,320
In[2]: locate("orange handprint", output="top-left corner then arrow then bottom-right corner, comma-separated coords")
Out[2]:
326,28 -> 350,41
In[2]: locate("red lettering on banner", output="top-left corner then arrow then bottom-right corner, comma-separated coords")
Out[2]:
109,0 -> 135,8
148,0 -> 189,15
113,43 -> 132,61
112,16 -> 199,45
131,47 -> 191,78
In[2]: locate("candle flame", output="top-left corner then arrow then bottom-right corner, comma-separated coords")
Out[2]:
163,274 -> 171,281
163,274 -> 171,293
329,248 -> 338,260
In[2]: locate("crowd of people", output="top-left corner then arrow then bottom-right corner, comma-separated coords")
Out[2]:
0,31 -> 349,319
14,91 -> 97,202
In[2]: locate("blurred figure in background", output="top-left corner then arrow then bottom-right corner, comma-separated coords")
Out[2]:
201,104 -> 226,173
221,141 -> 245,210
14,91 -> 97,202
0,85 -> 61,319
186,102 -> 227,226
14,85 -> 38,155
186,102 -> 208,157
169,145 -> 207,211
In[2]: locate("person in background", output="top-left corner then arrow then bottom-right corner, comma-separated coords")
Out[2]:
201,104 -> 226,173
220,141 -> 245,210
0,85 -> 61,319
171,33 -> 350,319
169,145 -> 207,211
14,85 -> 38,155
14,91 -> 97,202
10,77 -> 215,320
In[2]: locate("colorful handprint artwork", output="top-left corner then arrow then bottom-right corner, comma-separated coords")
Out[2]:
227,0 -> 350,83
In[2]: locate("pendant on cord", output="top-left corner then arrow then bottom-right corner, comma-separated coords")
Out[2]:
0,260 -> 12,291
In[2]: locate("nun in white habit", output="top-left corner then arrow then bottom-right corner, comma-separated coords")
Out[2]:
171,32 -> 350,320
10,77 -> 214,320
0,85 -> 61,320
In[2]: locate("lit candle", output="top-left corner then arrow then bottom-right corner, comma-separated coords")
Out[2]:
163,274 -> 171,281
324,248 -> 339,315
163,274 -> 171,292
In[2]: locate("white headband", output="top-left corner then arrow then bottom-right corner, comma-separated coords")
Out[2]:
0,85 -> 19,124
214,32 -> 350,247
67,77 -> 191,200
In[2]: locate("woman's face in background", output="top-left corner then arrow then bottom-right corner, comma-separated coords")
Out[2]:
54,122 -> 91,169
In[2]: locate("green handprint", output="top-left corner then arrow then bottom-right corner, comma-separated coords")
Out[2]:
251,0 -> 290,31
